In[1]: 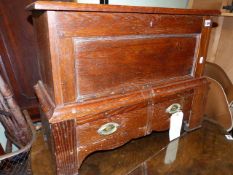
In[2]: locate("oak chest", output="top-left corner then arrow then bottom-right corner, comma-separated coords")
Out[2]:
27,1 -> 219,174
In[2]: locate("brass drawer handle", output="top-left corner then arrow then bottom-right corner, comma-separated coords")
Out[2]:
97,122 -> 119,136
166,103 -> 181,114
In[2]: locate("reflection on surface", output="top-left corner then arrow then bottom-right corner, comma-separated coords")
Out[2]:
80,119 -> 233,175
129,120 -> 233,175
32,119 -> 233,175
79,129 -> 170,175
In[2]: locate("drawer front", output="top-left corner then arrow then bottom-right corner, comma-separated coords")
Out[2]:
76,90 -> 193,148
76,105 -> 148,147
151,92 -> 193,131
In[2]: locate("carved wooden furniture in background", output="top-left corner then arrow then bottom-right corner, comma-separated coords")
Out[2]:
0,74 -> 35,174
27,1 -> 219,174
0,74 -> 31,147
0,0 -> 40,120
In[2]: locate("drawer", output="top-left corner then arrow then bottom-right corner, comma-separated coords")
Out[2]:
76,90 -> 194,148
76,104 -> 148,147
151,91 -> 193,131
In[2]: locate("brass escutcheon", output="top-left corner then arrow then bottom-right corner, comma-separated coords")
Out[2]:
166,103 -> 181,114
97,122 -> 119,136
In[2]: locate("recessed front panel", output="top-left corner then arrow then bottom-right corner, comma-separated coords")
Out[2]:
74,35 -> 198,101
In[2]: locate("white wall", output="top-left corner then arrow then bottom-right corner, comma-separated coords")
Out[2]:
77,0 -> 99,4
109,0 -> 189,8
0,124 -> 6,149
77,0 -> 189,8
0,124 -> 18,151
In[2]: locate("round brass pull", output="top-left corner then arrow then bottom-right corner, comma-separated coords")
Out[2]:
166,103 -> 181,114
97,122 -> 119,136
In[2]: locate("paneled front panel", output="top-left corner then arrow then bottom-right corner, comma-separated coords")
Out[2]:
74,35 -> 198,101
53,12 -> 204,103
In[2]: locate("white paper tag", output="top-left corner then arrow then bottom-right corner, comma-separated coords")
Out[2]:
204,19 -> 212,27
164,139 -> 179,164
169,111 -> 183,141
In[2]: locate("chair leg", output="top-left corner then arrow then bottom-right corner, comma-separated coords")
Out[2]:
5,139 -> 12,153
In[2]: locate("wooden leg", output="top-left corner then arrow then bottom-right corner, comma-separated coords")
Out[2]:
51,120 -> 79,175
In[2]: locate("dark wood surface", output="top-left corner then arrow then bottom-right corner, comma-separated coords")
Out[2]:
74,36 -> 196,101
54,12 -> 204,36
129,120 -> 233,175
31,120 -> 233,175
29,2 -> 217,174
0,0 -> 40,119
